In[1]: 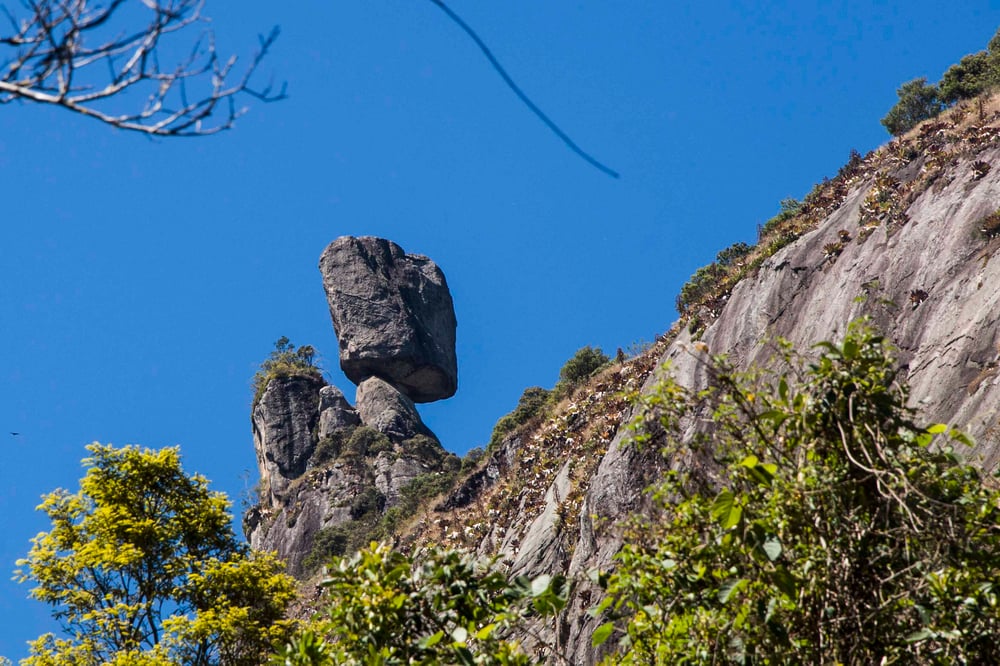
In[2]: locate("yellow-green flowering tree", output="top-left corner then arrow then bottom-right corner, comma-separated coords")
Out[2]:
17,443 -> 297,665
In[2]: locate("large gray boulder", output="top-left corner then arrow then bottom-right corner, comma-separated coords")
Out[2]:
355,376 -> 436,442
319,236 -> 457,402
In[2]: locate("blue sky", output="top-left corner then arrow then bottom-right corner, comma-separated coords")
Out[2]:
3,0 -> 1000,659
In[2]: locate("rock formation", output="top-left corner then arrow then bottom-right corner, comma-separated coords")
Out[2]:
319,236 -> 458,402
355,376 -> 435,442
248,101 -> 1000,663
403,103 -> 1000,663
246,237 -> 459,576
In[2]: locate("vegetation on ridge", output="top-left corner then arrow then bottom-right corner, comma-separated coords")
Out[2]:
882,27 -> 1000,135
271,324 -> 1000,664
252,337 -> 322,406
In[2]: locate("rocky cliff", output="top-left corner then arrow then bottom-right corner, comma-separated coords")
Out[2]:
404,94 -> 1000,663
250,97 -> 1000,661
246,237 -> 459,577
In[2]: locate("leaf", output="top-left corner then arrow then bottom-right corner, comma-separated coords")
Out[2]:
905,628 -> 934,643
770,566 -> 797,598
711,490 -> 736,527
762,537 -> 782,562
531,574 -> 552,597
421,631 -> 444,648
475,624 -> 496,640
740,455 -> 759,468
718,578 -> 747,604
927,423 -> 947,435
951,429 -> 975,447
592,621 -> 615,647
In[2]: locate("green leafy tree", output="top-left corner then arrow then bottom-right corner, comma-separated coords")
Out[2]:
880,77 -> 943,135
489,387 -> 551,450
273,543 -> 567,665
594,322 -> 1000,664
554,346 -> 611,398
17,443 -> 297,665
939,51 -> 997,104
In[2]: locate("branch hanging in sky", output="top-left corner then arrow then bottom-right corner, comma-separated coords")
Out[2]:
0,0 -> 284,136
428,0 -> 620,179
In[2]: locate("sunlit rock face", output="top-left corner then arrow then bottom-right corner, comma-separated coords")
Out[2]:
319,236 -> 458,403
355,376 -> 436,442
317,385 -> 360,440
251,374 -> 325,505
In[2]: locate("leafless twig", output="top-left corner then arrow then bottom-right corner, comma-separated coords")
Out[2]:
0,0 -> 284,135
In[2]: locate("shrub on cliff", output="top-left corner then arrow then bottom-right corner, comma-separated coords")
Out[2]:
252,336 -> 322,405
488,386 -> 551,450
594,322 -> 1000,664
554,346 -> 611,398
272,543 -> 566,665
880,77 -> 943,136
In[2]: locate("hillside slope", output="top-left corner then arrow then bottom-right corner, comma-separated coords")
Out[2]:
402,93 -> 1000,663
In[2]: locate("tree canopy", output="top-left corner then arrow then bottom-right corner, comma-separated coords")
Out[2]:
16,443 -> 297,665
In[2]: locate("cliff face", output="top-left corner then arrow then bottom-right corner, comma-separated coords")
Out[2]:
250,100 -> 1000,661
409,97 -> 1000,663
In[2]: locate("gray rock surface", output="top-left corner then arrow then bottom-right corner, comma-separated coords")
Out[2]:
558,136 -> 1000,664
355,376 -> 435,442
317,385 -> 360,439
421,123 -> 1000,664
252,374 -> 325,504
319,236 -> 458,402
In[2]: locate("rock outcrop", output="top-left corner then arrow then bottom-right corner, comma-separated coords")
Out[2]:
246,238 -> 459,577
317,385 -> 360,439
251,374 -> 326,505
355,376 -> 435,442
319,236 -> 458,403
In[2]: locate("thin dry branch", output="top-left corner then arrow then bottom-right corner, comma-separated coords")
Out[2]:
0,0 -> 284,135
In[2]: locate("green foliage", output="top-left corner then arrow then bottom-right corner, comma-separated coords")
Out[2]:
272,543 -> 567,665
676,263 -> 726,315
938,28 -> 1000,104
17,443 -> 297,665
253,337 -> 322,405
554,346 -> 611,398
488,387 -> 551,450
344,426 -> 392,459
881,77 -> 943,136
939,51 -> 997,104
461,447 -> 486,472
594,322 -> 1000,664
313,428 -> 352,466
379,472 -> 460,536
714,241 -> 753,268
758,197 -> 802,238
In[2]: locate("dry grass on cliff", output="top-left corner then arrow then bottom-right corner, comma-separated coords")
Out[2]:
397,331 -> 676,562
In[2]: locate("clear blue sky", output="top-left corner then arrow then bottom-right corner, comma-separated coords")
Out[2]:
3,0 -> 999,659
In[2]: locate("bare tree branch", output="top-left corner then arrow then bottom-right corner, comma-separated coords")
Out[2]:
0,0 -> 284,136
427,0 -> 620,179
